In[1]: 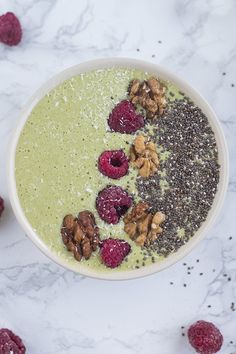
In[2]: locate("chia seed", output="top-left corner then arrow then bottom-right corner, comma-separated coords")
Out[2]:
136,97 -> 219,257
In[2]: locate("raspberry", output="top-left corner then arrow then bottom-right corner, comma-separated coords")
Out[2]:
188,320 -> 223,354
0,328 -> 26,354
98,150 -> 129,179
108,100 -> 144,134
100,238 -> 131,268
0,197 -> 4,218
96,186 -> 132,224
0,12 -> 22,46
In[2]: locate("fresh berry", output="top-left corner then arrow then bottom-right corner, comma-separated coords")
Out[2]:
96,186 -> 132,224
98,150 -> 129,179
0,328 -> 26,354
0,12 -> 22,46
188,320 -> 223,354
108,100 -> 144,134
100,238 -> 131,268
0,197 -> 4,218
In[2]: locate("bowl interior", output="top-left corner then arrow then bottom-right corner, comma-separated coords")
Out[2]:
8,58 -> 229,280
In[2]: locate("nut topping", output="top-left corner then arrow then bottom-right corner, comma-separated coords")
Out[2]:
128,77 -> 166,118
61,210 -> 100,261
81,237 -> 92,260
63,214 -> 76,231
129,135 -> 159,178
124,201 -> 166,247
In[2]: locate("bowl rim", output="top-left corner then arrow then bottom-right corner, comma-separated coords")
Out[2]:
8,57 -> 229,280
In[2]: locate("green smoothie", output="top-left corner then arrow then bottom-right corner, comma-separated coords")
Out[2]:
15,68 -> 183,271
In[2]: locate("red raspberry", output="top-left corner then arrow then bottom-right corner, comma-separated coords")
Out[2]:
0,328 -> 26,354
98,150 -> 129,179
96,186 -> 132,224
108,100 -> 144,134
0,197 -> 4,218
188,320 -> 223,354
100,238 -> 131,268
0,12 -> 22,46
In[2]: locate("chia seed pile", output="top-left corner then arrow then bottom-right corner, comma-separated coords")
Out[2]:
137,96 -> 220,257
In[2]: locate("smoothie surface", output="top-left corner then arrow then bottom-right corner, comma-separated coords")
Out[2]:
15,67 -> 216,272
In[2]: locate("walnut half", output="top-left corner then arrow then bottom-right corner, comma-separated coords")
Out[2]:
130,135 -> 159,178
61,210 -> 100,261
124,202 -> 166,247
128,77 -> 166,118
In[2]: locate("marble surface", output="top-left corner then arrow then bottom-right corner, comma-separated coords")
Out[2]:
0,0 -> 235,353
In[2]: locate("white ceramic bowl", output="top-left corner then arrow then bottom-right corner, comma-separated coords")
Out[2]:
8,58 -> 229,280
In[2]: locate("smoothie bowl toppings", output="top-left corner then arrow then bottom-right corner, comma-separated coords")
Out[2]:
14,66 -> 221,274
124,201 -> 165,247
61,211 -> 100,261
96,186 -> 133,225
98,150 -> 129,179
128,77 -> 167,118
129,135 -> 159,178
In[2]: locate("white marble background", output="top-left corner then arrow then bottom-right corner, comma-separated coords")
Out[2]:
0,0 -> 235,353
